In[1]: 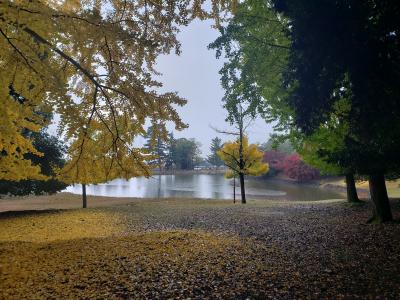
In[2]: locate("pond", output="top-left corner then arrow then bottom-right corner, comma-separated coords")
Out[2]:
64,174 -> 345,201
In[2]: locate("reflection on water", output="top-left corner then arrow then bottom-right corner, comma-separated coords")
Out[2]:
64,174 -> 345,201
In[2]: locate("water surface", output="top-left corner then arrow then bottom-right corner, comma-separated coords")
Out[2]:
65,174 -> 344,201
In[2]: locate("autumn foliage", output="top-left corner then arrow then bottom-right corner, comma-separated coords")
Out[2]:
264,151 -> 320,182
218,137 -> 268,178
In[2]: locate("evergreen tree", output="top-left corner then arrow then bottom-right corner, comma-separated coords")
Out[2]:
207,137 -> 224,167
165,132 -> 177,171
144,125 -> 168,170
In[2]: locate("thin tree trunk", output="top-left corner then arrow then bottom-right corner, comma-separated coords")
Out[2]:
345,173 -> 360,203
82,184 -> 87,208
158,154 -> 162,199
233,175 -> 236,204
238,107 -> 246,204
239,173 -> 246,204
368,174 -> 392,222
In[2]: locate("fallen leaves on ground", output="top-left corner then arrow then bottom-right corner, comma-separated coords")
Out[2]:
0,198 -> 400,299
1,231 -> 279,299
0,210 -> 122,242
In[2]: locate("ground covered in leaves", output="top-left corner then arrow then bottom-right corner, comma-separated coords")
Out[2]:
1,196 -> 400,299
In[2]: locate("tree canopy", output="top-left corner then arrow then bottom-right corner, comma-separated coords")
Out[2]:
212,0 -> 400,221
271,0 -> 400,221
173,138 -> 201,170
0,129 -> 67,195
272,0 -> 400,175
144,124 -> 169,169
218,136 -> 268,179
0,0 -> 235,182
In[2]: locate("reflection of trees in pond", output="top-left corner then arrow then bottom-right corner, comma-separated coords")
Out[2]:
157,174 -> 161,199
64,174 -> 344,200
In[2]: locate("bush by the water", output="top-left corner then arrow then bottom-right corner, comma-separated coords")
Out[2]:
264,151 -> 320,182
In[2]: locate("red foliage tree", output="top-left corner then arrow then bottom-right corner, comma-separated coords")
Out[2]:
282,154 -> 320,182
263,151 -> 287,172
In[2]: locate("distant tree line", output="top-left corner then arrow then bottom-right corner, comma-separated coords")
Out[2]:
144,126 -> 206,171
144,127 -> 227,171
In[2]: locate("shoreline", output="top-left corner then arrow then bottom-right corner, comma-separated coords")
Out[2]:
255,175 -> 370,197
152,169 -> 226,175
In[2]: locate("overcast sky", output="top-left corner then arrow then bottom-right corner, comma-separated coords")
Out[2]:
155,19 -> 274,155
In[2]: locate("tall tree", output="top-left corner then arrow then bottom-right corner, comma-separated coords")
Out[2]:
218,136 -> 269,203
283,96 -> 360,202
2,0 -> 227,180
59,120 -> 153,207
144,124 -> 169,171
210,0 -> 287,204
272,0 -> 400,222
210,0 -> 371,209
207,137 -> 224,167
165,132 -> 177,171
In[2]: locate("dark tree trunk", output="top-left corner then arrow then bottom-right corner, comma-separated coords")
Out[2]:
239,173 -> 246,204
238,108 -> 246,204
368,174 -> 392,222
233,176 -> 236,204
82,184 -> 87,208
345,173 -> 360,203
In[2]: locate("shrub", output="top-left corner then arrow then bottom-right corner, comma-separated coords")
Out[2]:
263,151 -> 287,172
282,154 -> 320,182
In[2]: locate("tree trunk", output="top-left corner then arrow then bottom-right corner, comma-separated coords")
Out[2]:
368,174 -> 392,222
233,175 -> 236,204
345,173 -> 360,203
239,173 -> 246,204
82,184 -> 87,208
238,108 -> 246,204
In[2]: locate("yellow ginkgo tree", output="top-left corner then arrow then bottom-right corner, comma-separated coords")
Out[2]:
58,117 -> 156,208
218,136 -> 268,203
0,0 -> 238,182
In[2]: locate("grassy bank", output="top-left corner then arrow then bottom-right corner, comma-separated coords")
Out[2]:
1,195 -> 400,299
319,177 -> 400,198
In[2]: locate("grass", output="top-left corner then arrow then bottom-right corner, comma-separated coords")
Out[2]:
322,177 -> 400,198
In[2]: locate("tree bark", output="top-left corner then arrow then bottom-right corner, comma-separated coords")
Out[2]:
82,184 -> 87,208
233,175 -> 236,204
345,173 -> 360,203
239,173 -> 246,204
368,174 -> 392,222
238,107 -> 246,204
